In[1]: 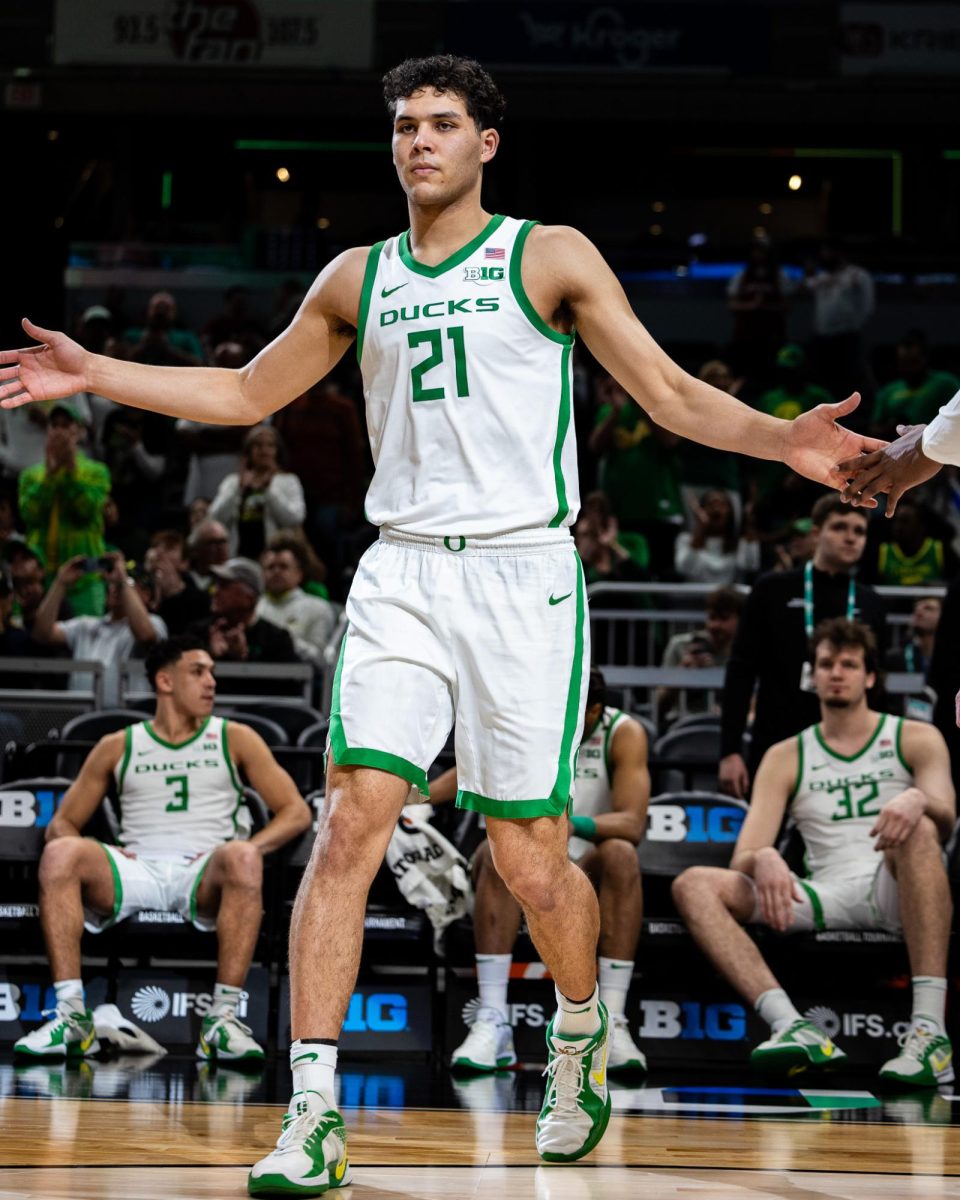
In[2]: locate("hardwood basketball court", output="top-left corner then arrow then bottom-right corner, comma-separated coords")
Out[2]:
3,1055 -> 960,1199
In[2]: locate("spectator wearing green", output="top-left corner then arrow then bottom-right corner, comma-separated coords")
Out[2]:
589,374 -> 683,574
872,332 -> 960,439
18,401 -> 111,615
873,498 -> 956,587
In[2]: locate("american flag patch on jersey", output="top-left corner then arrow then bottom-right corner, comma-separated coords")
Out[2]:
485,247 -> 505,260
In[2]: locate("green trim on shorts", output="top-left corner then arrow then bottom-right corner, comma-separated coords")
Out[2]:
328,626 -> 430,795
189,854 -> 213,924
93,839 -> 124,923
356,240 -> 385,362
455,552 -> 587,820
798,878 -> 826,931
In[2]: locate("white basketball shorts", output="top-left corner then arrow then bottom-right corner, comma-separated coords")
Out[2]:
747,862 -> 901,934
329,528 -> 590,819
84,840 -> 216,933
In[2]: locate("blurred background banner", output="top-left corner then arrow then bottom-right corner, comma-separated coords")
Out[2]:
841,3 -> 960,76
53,0 -> 373,69
446,1 -> 772,75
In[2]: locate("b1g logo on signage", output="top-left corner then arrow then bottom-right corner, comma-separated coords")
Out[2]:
804,1004 -> 909,1042
128,984 -> 249,1023
0,789 -> 65,828
639,1000 -> 748,1041
342,993 -> 408,1034
461,996 -> 548,1030
646,804 -> 744,844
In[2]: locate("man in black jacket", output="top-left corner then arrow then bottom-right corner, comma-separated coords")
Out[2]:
188,557 -> 300,696
719,494 -> 885,798
927,575 -> 960,792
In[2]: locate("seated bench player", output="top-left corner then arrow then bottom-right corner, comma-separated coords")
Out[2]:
672,618 -> 956,1085
436,669 -> 651,1073
14,634 -> 311,1063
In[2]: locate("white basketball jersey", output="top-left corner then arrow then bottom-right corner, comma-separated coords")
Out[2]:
789,713 -> 913,881
357,214 -> 580,537
115,717 -> 244,856
569,707 -> 630,859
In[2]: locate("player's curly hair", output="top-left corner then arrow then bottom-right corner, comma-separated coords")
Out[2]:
811,617 -> 879,676
382,55 -> 506,133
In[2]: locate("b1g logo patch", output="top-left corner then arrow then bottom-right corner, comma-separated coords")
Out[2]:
463,265 -> 504,284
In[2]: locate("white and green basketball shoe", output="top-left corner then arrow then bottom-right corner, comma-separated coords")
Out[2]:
880,1024 -> 954,1088
248,1091 -> 351,1196
197,1010 -> 265,1063
536,1002 -> 612,1163
14,1004 -> 100,1059
750,1018 -> 847,1075
607,1015 -> 647,1074
450,1009 -> 517,1072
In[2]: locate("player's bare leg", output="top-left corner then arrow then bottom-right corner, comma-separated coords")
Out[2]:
473,839 -> 523,954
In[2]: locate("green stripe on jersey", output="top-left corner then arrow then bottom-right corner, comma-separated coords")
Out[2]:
548,343 -> 574,527
356,240 -> 385,362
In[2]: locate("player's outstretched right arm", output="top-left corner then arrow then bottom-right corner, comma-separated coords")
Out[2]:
0,247 -> 368,426
46,731 -> 126,841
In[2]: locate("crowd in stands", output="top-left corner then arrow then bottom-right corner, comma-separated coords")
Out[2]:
2,242 -> 960,746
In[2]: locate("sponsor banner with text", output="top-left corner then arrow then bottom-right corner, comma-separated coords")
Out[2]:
841,4 -> 960,75
53,0 -> 373,69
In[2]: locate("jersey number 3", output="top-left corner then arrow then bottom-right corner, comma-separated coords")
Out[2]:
408,326 -> 470,403
165,774 -> 190,813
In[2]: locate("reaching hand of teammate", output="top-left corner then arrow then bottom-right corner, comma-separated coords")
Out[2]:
0,319 -> 89,409
781,394 -> 887,500
871,788 -> 927,850
718,753 -> 750,799
753,847 -> 801,932
836,424 -> 943,516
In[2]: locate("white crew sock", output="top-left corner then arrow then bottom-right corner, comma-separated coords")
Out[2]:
755,987 -> 802,1034
598,957 -> 633,1019
53,979 -> 85,1016
553,983 -> 601,1038
911,976 -> 948,1034
476,953 -> 511,1021
211,982 -> 243,1018
290,1039 -> 337,1111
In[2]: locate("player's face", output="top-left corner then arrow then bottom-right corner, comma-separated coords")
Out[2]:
581,701 -> 604,740
814,513 -> 867,570
391,89 -> 498,208
164,649 -> 217,718
814,642 -> 875,708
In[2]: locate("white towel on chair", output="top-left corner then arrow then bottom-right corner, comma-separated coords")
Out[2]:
385,802 -> 472,953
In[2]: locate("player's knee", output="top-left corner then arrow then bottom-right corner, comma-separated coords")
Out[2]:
38,837 -> 87,888
900,814 -> 940,854
220,840 -> 263,888
499,861 -> 562,915
671,866 -> 717,911
596,837 -> 640,884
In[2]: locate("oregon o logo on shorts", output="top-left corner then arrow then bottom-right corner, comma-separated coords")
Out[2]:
131,985 -> 171,1023
443,536 -> 467,552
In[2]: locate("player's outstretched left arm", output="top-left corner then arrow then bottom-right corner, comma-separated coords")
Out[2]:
226,722 -> 313,855
536,226 -> 886,494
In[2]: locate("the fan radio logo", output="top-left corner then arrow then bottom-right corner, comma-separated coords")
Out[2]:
129,984 -> 249,1023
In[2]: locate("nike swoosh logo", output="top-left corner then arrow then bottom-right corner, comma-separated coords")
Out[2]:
549,592 -> 573,606
381,283 -> 408,298
821,1042 -> 834,1057
609,963 -> 631,969
335,1157 -> 347,1182
292,1052 -> 320,1064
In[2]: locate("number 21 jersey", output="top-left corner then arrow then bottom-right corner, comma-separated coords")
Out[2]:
357,214 -> 579,537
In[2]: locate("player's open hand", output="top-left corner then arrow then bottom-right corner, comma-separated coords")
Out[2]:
782,393 -> 887,501
0,318 -> 89,409
836,424 -> 943,516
